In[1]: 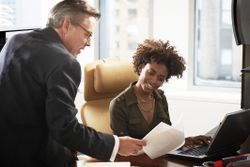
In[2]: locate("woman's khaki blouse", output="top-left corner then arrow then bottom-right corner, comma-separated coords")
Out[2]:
110,81 -> 172,139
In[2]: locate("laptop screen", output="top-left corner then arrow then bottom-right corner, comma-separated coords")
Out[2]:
207,109 -> 250,156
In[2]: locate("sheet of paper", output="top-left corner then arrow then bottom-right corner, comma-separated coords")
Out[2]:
77,161 -> 130,167
135,122 -> 185,159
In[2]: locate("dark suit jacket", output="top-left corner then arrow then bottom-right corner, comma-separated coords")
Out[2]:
0,27 -> 114,167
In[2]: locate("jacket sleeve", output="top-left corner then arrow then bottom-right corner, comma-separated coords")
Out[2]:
46,59 -> 115,161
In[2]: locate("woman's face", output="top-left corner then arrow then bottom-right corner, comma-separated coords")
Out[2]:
137,61 -> 168,93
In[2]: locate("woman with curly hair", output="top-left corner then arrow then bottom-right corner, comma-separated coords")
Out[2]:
110,39 -> 211,147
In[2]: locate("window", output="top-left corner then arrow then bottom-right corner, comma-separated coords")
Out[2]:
128,9 -> 137,18
115,25 -> 120,33
127,41 -> 137,50
99,0 -> 152,59
99,0 -> 240,90
194,0 -> 242,88
0,0 -> 60,29
115,9 -> 119,17
0,0 -> 61,51
127,0 -> 137,2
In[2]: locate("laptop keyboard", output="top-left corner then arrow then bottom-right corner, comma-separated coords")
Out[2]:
179,145 -> 208,156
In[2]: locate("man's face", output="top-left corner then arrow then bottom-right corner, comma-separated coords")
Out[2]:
63,15 -> 96,57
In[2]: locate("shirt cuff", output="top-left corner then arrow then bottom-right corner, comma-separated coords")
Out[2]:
110,135 -> 119,161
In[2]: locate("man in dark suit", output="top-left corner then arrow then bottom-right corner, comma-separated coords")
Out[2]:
0,0 -> 145,167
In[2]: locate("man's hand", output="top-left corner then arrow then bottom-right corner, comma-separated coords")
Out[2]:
118,136 -> 146,156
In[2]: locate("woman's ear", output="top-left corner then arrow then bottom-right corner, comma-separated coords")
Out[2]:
138,64 -> 145,74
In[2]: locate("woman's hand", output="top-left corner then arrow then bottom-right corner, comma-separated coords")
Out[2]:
183,135 -> 212,148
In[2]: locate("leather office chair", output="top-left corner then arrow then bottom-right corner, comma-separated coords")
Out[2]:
80,57 -> 138,134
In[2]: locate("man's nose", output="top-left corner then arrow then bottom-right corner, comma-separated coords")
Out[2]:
86,38 -> 91,46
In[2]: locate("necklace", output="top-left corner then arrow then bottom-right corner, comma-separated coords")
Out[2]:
135,91 -> 155,113
133,85 -> 155,124
137,95 -> 155,124
137,98 -> 155,113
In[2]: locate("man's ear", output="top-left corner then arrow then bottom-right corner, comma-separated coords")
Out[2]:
62,18 -> 71,34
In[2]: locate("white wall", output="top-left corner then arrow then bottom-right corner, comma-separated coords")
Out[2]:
75,0 -> 241,136
166,90 -> 240,136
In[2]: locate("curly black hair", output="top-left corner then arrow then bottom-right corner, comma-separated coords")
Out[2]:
132,39 -> 186,82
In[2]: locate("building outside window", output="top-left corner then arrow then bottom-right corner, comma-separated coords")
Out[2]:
99,0 -> 152,59
99,0 -> 240,89
194,0 -> 242,88
128,9 -> 137,18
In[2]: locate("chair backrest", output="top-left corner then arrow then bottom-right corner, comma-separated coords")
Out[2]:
80,57 -> 138,134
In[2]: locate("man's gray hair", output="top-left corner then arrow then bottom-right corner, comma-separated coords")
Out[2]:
47,0 -> 100,28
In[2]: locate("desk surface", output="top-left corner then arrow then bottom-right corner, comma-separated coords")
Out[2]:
115,154 -> 200,167
76,154 -> 201,167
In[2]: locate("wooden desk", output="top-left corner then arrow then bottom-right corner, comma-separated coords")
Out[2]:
75,154 -> 201,167
115,154 -> 201,167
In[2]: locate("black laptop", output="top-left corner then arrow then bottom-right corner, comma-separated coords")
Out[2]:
167,109 -> 250,162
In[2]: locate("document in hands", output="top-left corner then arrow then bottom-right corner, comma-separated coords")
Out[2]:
136,122 -> 185,159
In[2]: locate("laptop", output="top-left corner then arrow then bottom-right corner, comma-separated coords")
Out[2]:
167,109 -> 250,162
